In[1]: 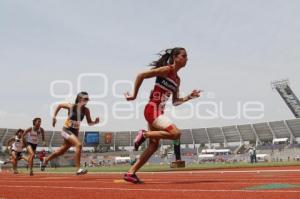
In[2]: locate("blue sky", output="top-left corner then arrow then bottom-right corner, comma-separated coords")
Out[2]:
0,0 -> 300,131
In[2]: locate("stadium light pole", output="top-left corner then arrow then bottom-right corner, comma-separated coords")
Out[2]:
271,78 -> 300,118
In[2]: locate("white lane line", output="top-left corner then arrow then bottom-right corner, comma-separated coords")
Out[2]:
0,185 -> 300,193
8,169 -> 300,175
147,169 -> 300,174
0,179 -> 276,185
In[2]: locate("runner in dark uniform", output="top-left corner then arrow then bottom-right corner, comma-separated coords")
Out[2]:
42,91 -> 99,175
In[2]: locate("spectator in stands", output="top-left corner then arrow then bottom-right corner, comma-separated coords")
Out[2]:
123,47 -> 201,183
41,92 -> 99,175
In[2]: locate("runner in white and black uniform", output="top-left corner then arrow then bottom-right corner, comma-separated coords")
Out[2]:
123,47 -> 201,183
23,118 -> 45,176
42,91 -> 100,175
5,129 -> 28,174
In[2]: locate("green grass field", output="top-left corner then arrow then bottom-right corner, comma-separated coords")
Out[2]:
12,161 -> 300,173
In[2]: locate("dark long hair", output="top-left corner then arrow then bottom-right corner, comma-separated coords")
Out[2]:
150,47 -> 185,69
73,92 -> 89,117
15,129 -> 24,136
32,117 -> 41,126
75,91 -> 89,104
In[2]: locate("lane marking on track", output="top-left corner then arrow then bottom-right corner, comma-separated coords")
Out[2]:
142,169 -> 300,174
1,177 -> 300,183
0,180 -> 295,185
113,180 -> 126,183
1,185 -> 300,193
5,169 -> 299,175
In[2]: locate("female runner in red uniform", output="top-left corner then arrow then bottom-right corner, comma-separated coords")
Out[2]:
124,47 -> 201,183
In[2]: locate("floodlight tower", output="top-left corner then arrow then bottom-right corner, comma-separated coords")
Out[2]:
271,79 -> 300,118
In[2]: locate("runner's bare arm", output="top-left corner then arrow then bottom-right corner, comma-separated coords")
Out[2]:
85,108 -> 100,126
6,137 -> 15,148
173,89 -> 202,106
52,103 -> 72,127
125,66 -> 171,101
41,128 -> 46,146
21,128 -> 32,140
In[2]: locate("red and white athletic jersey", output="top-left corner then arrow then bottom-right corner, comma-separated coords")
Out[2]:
12,137 -> 23,152
27,127 -> 41,144
144,65 -> 180,124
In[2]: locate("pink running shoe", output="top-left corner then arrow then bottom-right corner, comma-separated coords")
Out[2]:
123,173 -> 143,184
134,130 -> 146,151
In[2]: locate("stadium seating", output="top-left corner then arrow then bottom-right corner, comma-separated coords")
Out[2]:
0,128 -> 7,144
222,126 -> 241,143
237,124 -> 256,142
180,129 -> 193,144
1,119 -> 300,150
43,131 -> 54,146
269,121 -> 291,138
286,119 -> 300,137
253,123 -> 274,141
191,128 -> 209,144
206,127 -> 224,144
50,131 -> 65,147
2,129 -> 17,146
115,131 -> 131,147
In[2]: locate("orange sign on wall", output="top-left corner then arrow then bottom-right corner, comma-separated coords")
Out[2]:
104,133 -> 113,144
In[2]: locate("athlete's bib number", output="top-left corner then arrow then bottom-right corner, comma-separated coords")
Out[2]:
70,120 -> 81,129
